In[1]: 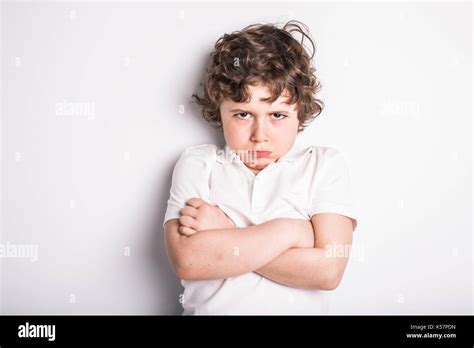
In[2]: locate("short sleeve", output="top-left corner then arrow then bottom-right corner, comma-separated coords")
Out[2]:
162,144 -> 216,228
308,148 -> 358,231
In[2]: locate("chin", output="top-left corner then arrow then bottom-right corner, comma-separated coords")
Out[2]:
249,161 -> 271,170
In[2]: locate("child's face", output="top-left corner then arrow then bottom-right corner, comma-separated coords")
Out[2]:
219,83 -> 300,175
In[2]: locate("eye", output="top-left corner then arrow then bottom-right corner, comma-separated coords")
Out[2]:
233,112 -> 251,119
271,113 -> 288,120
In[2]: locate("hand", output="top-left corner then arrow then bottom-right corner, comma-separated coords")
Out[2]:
178,198 -> 236,236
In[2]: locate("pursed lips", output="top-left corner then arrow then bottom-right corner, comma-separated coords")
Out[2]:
250,150 -> 272,158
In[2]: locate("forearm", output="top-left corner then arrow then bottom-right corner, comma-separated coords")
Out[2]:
178,219 -> 296,280
255,247 -> 336,290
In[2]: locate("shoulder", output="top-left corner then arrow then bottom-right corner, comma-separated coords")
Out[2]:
286,143 -> 347,169
307,145 -> 343,158
181,143 -> 219,159
304,145 -> 351,178
175,143 -> 219,170
305,145 -> 346,165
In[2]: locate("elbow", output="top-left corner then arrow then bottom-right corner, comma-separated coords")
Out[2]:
174,266 -> 195,281
172,262 -> 189,280
318,266 -> 344,291
173,254 -> 206,281
172,258 -> 200,281
167,233 -> 201,280
320,273 -> 342,291
167,250 -> 195,280
176,267 -> 213,281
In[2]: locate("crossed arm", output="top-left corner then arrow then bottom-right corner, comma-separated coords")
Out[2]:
164,198 -> 354,290
254,212 -> 354,290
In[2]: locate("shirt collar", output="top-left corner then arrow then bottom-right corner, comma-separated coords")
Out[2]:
216,139 -> 311,165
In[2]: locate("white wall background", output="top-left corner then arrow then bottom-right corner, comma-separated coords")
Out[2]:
0,1 -> 471,314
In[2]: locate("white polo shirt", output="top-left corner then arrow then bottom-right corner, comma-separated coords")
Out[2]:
163,138 -> 358,315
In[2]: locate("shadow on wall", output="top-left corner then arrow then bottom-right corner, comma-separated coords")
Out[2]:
145,119 -> 225,315
146,161 -> 184,315
148,143 -> 225,314
145,47 -> 226,314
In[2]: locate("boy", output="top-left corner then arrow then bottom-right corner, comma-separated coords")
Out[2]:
163,20 -> 358,315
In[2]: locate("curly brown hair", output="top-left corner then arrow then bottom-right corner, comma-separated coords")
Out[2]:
191,20 -> 324,132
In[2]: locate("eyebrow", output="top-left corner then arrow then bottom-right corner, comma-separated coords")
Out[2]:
229,108 -> 290,114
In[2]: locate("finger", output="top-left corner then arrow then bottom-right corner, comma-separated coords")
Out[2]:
179,215 -> 198,230
179,225 -> 197,236
180,205 -> 198,218
186,198 -> 206,209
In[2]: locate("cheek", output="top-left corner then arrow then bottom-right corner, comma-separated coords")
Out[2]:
272,120 -> 299,149
223,121 -> 249,147
272,119 -> 298,136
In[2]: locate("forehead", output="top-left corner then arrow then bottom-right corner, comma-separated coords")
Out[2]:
250,84 -> 290,103
222,83 -> 295,110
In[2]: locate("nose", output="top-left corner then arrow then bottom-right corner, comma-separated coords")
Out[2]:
250,118 -> 269,143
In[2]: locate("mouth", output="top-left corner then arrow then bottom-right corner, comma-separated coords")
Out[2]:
255,151 -> 272,158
